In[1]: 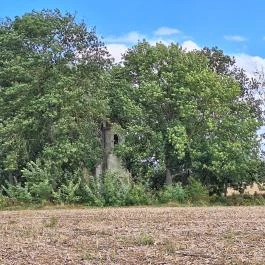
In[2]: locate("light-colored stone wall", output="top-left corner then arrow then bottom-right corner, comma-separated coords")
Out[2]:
95,122 -> 128,176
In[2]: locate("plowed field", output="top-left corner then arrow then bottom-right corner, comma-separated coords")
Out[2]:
1,206 -> 265,264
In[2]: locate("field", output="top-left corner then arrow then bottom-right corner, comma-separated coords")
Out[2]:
1,206 -> 265,265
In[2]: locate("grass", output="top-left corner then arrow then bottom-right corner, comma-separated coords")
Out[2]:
135,233 -> 155,246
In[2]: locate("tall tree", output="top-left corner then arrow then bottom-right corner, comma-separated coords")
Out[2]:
199,47 -> 262,115
0,10 -> 111,186
109,41 -> 261,193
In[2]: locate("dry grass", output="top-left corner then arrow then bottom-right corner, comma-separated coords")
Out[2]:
1,206 -> 265,264
227,182 -> 265,196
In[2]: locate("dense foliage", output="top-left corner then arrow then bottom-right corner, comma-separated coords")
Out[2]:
110,42 -> 262,195
0,10 -> 110,189
0,10 -> 263,206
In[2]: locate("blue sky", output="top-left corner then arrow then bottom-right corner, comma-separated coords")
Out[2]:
0,0 -> 265,75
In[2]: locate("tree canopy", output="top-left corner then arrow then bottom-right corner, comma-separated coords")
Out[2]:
0,10 -> 111,187
0,10 -> 263,204
109,41 -> 262,193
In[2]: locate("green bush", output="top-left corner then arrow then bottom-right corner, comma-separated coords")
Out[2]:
29,179 -> 53,203
253,194 -> 265,205
81,170 -> 152,207
158,183 -> 186,204
185,177 -> 209,204
21,160 -> 53,202
2,182 -> 32,203
209,194 -> 228,205
0,195 -> 9,209
103,170 -> 131,206
53,179 -> 81,203
80,175 -> 105,207
126,183 -> 152,205
210,193 -> 265,206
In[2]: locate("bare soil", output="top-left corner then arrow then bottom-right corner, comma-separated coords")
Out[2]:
0,206 -> 265,265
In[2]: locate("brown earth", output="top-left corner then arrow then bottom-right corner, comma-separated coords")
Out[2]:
1,206 -> 265,265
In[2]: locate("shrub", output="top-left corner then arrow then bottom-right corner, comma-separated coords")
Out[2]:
225,194 -> 265,206
210,193 -> 265,206
81,175 -> 105,207
158,183 -> 186,204
2,182 -> 32,203
126,183 -> 152,205
21,160 -> 53,202
209,194 -> 228,205
185,177 -> 209,204
103,170 -> 131,206
29,179 -> 53,203
0,195 -> 9,209
53,179 -> 81,204
253,194 -> 265,205
81,170 -> 150,207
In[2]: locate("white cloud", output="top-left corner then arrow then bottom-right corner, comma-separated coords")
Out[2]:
105,31 -> 145,44
234,53 -> 265,78
106,39 -> 201,62
106,31 -> 265,87
224,35 -> 247,42
106,43 -> 128,62
154,27 -> 181,36
105,26 -> 186,62
181,40 -> 201,51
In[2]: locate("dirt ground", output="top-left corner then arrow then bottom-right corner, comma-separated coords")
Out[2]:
0,206 -> 265,265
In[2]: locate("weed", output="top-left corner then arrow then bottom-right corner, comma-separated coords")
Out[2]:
44,216 -> 58,228
82,253 -> 93,260
136,233 -> 155,246
164,240 -> 175,254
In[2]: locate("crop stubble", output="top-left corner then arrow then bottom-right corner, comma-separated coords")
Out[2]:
0,206 -> 265,264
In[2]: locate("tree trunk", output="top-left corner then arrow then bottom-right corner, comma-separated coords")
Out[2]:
224,183 -> 228,197
8,173 -> 14,185
165,168 -> 173,185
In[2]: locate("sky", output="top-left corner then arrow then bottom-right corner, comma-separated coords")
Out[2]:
0,0 -> 265,76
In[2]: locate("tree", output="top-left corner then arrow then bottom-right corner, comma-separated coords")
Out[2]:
199,47 -> 262,119
197,47 -> 263,193
109,41 -> 261,194
0,10 -> 111,188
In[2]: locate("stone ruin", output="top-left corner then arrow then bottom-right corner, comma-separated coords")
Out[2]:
95,121 -> 127,176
